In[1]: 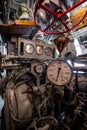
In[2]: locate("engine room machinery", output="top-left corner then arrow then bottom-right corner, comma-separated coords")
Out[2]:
0,36 -> 86,130
0,0 -> 87,130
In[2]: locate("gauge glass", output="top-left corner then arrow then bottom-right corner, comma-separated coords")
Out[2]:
35,64 -> 44,73
45,47 -> 52,56
36,45 -> 44,55
25,44 -> 34,54
47,59 -> 73,86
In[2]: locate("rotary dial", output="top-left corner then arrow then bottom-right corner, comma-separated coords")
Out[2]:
35,63 -> 44,74
45,47 -> 52,56
47,59 -> 73,86
36,45 -> 44,55
25,44 -> 34,54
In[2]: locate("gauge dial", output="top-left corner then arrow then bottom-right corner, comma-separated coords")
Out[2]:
36,45 -> 44,55
25,44 -> 34,54
35,63 -> 44,74
45,47 -> 52,56
47,59 -> 73,86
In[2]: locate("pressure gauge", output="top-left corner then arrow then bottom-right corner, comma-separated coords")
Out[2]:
45,47 -> 52,56
35,63 -> 44,74
25,44 -> 34,54
47,59 -> 73,86
36,45 -> 44,55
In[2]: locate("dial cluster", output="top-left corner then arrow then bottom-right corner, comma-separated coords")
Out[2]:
25,43 -> 53,56
18,38 -> 55,60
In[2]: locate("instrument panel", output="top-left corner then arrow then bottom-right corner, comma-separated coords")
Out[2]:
18,38 -> 55,60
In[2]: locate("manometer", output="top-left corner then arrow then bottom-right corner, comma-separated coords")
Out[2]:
36,45 -> 44,55
45,47 -> 52,56
47,59 -> 73,86
25,44 -> 34,54
35,63 -> 44,74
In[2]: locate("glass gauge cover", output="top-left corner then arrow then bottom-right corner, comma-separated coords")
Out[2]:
25,44 -> 34,54
47,59 -> 73,86
35,63 -> 44,73
36,45 -> 44,55
45,47 -> 52,56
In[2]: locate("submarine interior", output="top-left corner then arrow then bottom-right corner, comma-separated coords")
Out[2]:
0,0 -> 87,130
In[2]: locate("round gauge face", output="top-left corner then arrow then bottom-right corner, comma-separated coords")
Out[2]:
35,64 -> 44,73
45,47 -> 52,56
36,45 -> 44,55
47,59 -> 73,86
25,44 -> 34,54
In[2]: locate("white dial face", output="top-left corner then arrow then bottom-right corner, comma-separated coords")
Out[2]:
35,64 -> 44,73
45,47 -> 52,56
36,45 -> 44,55
25,44 -> 34,54
47,60 -> 73,86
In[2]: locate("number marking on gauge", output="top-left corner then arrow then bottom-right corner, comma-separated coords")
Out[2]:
36,45 -> 44,55
45,47 -> 52,56
25,44 -> 34,54
35,63 -> 44,73
47,59 -> 73,86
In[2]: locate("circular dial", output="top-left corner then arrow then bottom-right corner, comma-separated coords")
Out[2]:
35,63 -> 44,74
36,45 -> 44,55
25,44 -> 34,54
47,59 -> 73,86
45,47 -> 52,56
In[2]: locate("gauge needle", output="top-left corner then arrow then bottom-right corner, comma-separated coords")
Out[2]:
56,67 -> 61,82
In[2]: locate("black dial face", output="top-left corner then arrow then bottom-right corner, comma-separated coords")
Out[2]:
25,44 -> 34,54
47,59 -> 73,86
